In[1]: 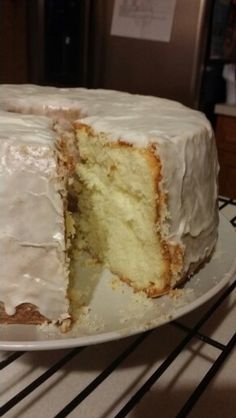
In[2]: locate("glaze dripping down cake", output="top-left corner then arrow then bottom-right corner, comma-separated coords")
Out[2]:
0,85 -> 219,330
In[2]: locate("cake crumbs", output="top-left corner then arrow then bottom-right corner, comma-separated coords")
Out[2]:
73,306 -> 105,333
168,288 -> 185,299
118,290 -> 154,324
130,291 -> 154,307
212,250 -> 227,261
111,275 -> 123,291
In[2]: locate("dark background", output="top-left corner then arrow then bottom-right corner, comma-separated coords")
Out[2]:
0,0 -> 235,121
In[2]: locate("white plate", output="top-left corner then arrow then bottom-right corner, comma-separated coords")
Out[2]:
0,214 -> 235,351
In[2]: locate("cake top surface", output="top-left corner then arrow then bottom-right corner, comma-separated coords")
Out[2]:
0,84 -> 212,146
0,110 -> 55,144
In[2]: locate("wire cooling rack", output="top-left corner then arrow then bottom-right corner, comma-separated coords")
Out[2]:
0,197 -> 235,418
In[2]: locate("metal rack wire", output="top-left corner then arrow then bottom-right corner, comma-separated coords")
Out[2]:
1,197 -> 235,418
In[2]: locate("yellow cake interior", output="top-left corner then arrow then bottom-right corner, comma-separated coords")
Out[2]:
70,124 -> 171,297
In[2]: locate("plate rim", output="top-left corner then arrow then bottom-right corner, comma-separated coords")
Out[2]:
1,214 -> 235,351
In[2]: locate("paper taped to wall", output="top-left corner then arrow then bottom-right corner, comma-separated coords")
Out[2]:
111,0 -> 176,42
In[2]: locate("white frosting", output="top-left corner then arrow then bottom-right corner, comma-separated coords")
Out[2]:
0,111 -> 69,319
0,84 -> 219,314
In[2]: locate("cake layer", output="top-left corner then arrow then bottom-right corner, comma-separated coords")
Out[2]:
0,111 -> 70,324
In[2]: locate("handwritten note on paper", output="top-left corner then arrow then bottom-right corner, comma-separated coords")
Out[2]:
111,0 -> 177,42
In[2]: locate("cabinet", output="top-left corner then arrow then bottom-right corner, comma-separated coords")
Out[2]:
215,104 -> 236,198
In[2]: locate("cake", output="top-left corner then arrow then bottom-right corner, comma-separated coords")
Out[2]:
0,84 -> 219,330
